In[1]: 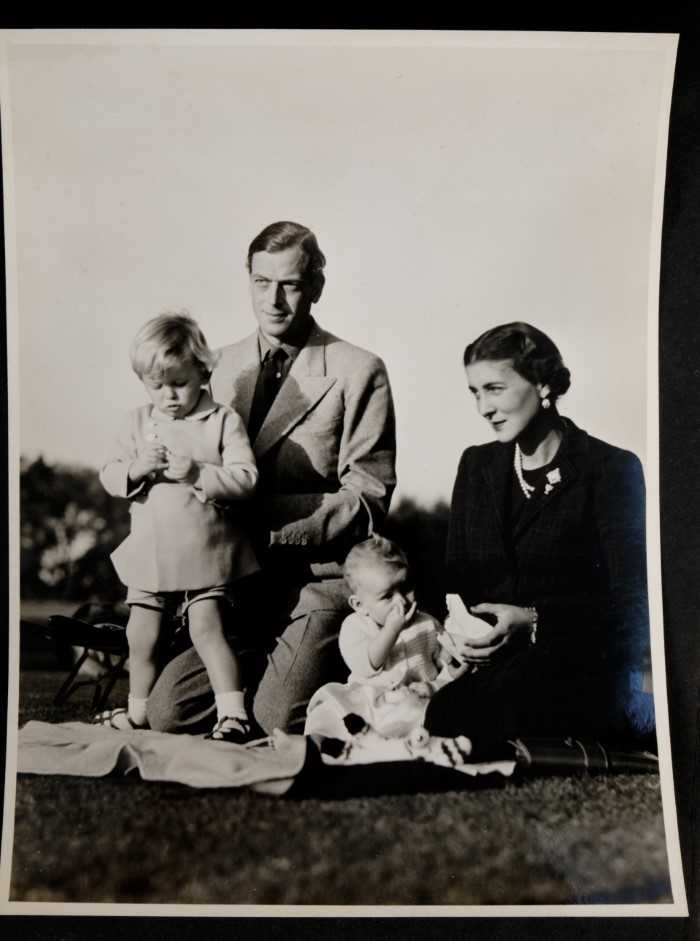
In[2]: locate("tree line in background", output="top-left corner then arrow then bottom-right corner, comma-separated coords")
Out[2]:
21,456 -> 131,603
20,457 -> 451,618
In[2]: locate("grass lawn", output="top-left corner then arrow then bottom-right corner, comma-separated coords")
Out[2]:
9,623 -> 673,907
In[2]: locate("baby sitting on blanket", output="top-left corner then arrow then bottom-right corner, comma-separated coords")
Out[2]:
304,535 -> 489,744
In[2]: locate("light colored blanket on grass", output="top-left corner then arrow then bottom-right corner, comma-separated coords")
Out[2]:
17,721 -> 307,794
17,720 -> 516,790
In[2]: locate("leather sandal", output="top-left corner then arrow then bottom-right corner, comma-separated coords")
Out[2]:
205,716 -> 254,745
92,707 -> 148,731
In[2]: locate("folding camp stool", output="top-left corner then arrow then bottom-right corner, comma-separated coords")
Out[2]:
42,601 -> 192,712
45,604 -> 129,711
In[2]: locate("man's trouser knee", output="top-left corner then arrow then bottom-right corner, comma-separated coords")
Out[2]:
147,601 -> 347,736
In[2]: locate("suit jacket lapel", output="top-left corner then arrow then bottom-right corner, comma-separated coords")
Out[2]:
221,332 -> 259,427
253,321 -> 337,460
512,420 -> 586,542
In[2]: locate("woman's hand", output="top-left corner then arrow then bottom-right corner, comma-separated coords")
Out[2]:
445,603 -> 533,664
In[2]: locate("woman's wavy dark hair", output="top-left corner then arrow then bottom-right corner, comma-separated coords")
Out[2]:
463,322 -> 571,401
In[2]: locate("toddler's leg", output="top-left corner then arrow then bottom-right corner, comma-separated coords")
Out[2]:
93,604 -> 160,730
187,598 -> 253,744
125,605 -> 161,726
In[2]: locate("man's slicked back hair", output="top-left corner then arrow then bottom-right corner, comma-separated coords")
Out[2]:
246,221 -> 326,293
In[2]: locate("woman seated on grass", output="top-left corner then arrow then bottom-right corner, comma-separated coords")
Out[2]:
423,322 -> 654,749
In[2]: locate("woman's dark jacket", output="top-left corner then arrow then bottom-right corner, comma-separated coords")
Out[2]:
445,419 -> 650,679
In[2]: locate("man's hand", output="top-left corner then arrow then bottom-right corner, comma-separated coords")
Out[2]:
129,444 -> 168,483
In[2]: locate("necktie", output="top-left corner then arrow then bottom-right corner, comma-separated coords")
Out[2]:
248,348 -> 287,441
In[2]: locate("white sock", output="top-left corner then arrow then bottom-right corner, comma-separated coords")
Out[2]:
215,690 -> 247,721
128,695 -> 148,727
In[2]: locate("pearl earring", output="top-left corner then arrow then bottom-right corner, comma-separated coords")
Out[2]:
541,397 -> 551,410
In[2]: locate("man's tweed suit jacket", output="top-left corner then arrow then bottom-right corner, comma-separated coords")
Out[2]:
211,317 -> 397,577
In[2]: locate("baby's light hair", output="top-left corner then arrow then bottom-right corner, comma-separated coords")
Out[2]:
343,535 -> 409,594
130,311 -> 220,381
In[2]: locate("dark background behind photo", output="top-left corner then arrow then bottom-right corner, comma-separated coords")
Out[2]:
1,7 -> 699,941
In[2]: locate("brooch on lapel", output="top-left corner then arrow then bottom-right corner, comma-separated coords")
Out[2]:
543,467 -> 562,495
514,444 -> 563,500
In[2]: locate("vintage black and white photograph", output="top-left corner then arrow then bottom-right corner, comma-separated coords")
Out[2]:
0,28 -> 688,914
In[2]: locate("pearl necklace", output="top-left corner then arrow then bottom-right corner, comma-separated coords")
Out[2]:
514,444 -> 536,500
515,444 -> 563,499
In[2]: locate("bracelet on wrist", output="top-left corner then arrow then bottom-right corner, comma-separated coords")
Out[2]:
527,606 -> 538,645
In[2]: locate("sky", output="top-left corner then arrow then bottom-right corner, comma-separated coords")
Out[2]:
3,31 -> 675,508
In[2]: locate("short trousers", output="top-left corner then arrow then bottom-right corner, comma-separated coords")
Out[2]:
126,585 -> 233,616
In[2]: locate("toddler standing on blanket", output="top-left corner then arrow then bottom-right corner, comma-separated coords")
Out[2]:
95,312 -> 259,743
305,535 -> 463,741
